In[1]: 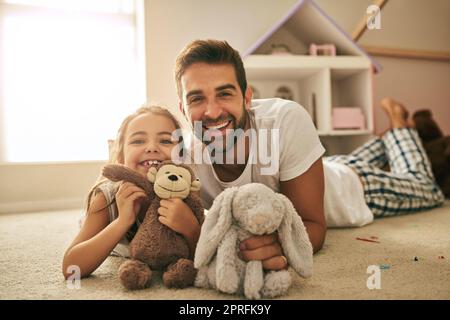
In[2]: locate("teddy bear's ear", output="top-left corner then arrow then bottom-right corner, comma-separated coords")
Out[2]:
190,179 -> 201,192
102,164 -> 153,196
276,193 -> 313,278
194,187 -> 237,268
147,167 -> 158,183
102,164 -> 131,182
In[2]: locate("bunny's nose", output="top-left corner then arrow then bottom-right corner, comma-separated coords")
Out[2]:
168,175 -> 178,181
253,214 -> 268,225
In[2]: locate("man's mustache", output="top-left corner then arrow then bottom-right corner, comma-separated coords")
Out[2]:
201,116 -> 234,126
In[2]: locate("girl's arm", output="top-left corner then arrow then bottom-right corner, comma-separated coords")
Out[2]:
62,192 -> 131,279
62,181 -> 146,279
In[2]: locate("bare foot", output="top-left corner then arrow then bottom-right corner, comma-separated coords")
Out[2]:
407,118 -> 416,129
380,97 -> 409,129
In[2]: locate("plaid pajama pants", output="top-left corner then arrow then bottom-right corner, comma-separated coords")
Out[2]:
326,128 -> 445,217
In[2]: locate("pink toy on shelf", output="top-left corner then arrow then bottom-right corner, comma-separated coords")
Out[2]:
309,43 -> 336,56
332,107 -> 365,130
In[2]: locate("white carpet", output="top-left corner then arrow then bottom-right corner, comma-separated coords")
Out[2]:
1,202 -> 449,300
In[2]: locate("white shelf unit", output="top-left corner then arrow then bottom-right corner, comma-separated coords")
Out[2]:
244,55 -> 374,155
241,0 -> 382,155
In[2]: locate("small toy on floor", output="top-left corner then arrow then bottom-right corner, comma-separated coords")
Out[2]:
194,183 -> 313,299
356,237 -> 380,244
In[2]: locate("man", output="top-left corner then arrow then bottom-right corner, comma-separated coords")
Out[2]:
175,39 -> 327,271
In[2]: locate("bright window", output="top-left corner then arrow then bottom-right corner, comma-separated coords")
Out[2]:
0,0 -> 145,162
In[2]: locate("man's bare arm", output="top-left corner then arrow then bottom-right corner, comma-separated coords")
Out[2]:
279,157 -> 326,253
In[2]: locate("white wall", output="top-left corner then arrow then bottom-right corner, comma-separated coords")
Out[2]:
372,57 -> 450,134
1,0 -> 449,213
0,0 -> 298,214
145,0 -> 298,108
145,0 -> 450,134
0,162 -> 104,214
316,0 -> 450,134
358,0 -> 450,52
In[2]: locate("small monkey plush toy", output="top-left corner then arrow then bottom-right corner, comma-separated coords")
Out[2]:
102,161 -> 204,290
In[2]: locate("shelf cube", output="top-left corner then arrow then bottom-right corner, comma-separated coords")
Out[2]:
332,107 -> 365,130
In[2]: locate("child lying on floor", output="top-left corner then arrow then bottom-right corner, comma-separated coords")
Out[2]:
62,105 -> 200,279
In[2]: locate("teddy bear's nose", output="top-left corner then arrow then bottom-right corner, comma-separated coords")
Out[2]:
168,175 -> 178,181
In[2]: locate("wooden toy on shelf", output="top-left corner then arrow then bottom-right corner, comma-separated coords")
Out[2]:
309,43 -> 336,56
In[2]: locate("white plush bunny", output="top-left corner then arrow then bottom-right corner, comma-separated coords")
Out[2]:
194,183 -> 313,299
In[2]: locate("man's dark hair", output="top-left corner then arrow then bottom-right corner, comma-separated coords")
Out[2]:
175,39 -> 247,99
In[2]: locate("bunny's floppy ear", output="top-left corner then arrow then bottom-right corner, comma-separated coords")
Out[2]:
194,187 -> 238,268
277,194 -> 313,278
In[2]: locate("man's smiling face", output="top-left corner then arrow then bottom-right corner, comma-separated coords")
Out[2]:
179,62 -> 252,150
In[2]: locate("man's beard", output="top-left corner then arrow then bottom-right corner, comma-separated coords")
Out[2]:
197,104 -> 247,153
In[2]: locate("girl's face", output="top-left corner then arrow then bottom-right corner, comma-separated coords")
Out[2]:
123,113 -> 178,174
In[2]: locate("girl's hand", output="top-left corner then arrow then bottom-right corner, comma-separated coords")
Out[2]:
115,182 -> 147,228
158,198 -> 199,237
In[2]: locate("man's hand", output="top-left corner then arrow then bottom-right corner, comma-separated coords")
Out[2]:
239,233 -> 288,270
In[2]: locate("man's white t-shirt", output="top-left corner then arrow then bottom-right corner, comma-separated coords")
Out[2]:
322,161 -> 373,227
192,98 -> 373,227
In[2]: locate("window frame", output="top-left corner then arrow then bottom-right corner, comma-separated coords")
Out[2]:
0,0 -> 147,164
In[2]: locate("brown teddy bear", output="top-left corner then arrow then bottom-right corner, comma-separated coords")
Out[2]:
413,110 -> 450,198
102,161 -> 204,290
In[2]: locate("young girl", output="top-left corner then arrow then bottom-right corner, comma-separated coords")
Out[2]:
62,105 -> 200,279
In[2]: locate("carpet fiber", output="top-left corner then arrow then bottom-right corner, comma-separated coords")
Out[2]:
1,202 -> 449,300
